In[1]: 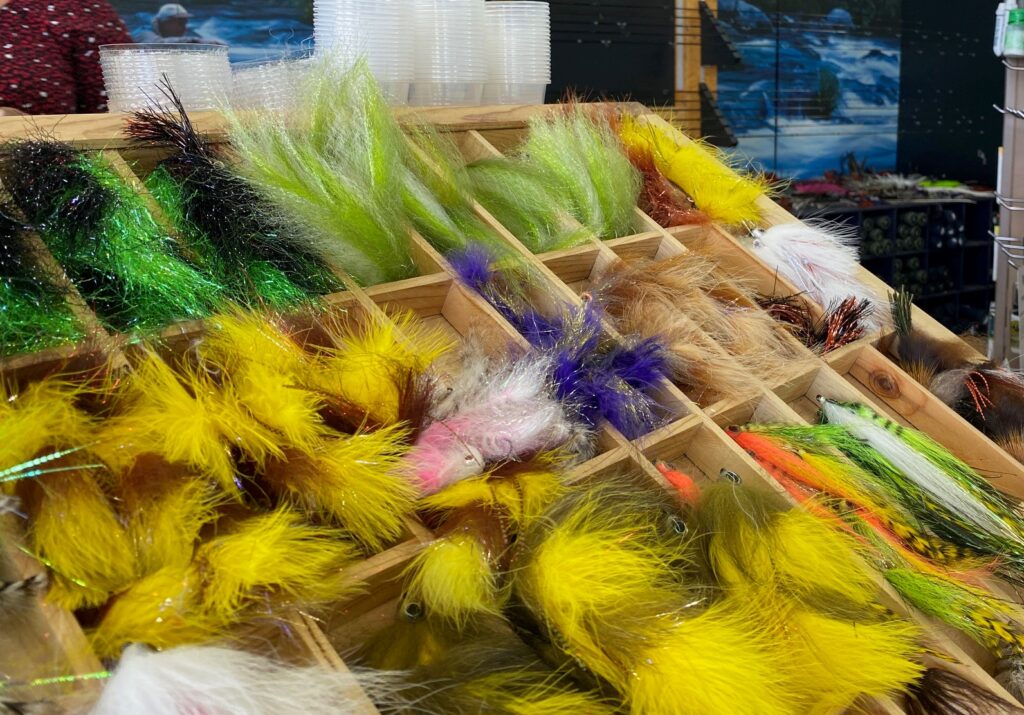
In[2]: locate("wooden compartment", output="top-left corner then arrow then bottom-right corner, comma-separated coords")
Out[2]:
2,104 -> 1023,713
687,387 -> 1021,705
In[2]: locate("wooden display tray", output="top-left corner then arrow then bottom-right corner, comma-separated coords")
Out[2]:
1,104 -> 1021,712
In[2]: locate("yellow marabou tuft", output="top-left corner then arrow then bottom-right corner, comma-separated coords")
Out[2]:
109,354 -> 282,497
419,456 -> 567,527
619,116 -> 769,227
126,478 -> 220,576
403,533 -> 503,628
31,472 -> 138,611
629,601 -> 796,715
200,310 -> 327,450
195,507 -> 360,619
90,565 -> 216,660
0,377 -> 94,472
265,423 -> 416,552
786,609 -> 924,713
315,310 -> 453,424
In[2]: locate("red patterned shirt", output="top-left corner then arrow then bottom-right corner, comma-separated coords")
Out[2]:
0,0 -> 133,114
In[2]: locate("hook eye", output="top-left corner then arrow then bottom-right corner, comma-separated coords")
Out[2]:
669,516 -> 688,535
402,601 -> 424,621
720,469 -> 742,485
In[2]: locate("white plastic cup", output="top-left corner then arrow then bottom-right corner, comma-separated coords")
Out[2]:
482,82 -> 547,105
314,0 -> 415,94
232,53 -> 314,110
100,44 -> 231,113
481,1 -> 550,103
409,81 -> 484,106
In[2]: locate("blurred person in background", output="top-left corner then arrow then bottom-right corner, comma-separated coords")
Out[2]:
0,0 -> 134,115
135,3 -> 225,45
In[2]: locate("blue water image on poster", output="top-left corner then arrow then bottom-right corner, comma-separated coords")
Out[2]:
112,0 -> 314,62
717,1 -> 900,179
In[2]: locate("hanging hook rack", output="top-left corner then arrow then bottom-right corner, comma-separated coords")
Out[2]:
994,104 -> 1024,120
997,193 -> 1024,211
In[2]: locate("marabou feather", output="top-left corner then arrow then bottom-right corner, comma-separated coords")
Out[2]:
224,59 -> 416,286
622,599 -> 798,715
193,507 -> 359,619
786,608 -> 924,713
623,140 -> 709,229
409,352 -> 578,494
315,310 -> 453,425
592,254 -> 814,400
618,115 -> 768,227
22,469 -> 137,610
91,643 -> 386,715
751,222 -> 887,328
90,564 -> 216,659
696,482 -> 876,608
199,311 -> 327,450
513,474 -> 712,708
0,378 -> 94,475
418,454 -> 567,528
108,353 -> 282,495
118,458 -> 220,575
696,483 -> 923,711
402,532 -> 503,628
262,424 -> 416,552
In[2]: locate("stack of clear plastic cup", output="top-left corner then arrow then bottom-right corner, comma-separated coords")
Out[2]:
100,44 -> 231,113
483,1 -> 551,104
232,53 -> 314,110
410,0 -> 487,106
314,0 -> 414,105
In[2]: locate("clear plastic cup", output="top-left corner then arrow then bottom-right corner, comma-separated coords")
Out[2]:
484,1 -> 551,86
314,0 -> 414,84
409,81 -> 484,106
482,82 -> 547,105
411,0 -> 487,82
100,44 -> 231,113
232,54 -> 313,110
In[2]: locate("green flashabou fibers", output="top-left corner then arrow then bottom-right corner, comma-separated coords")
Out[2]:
145,166 -> 312,310
127,87 -> 343,306
1,140 -> 224,332
0,206 -> 85,355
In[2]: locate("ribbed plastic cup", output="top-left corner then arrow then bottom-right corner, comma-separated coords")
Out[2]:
482,82 -> 547,105
484,0 -> 551,93
409,81 -> 484,106
100,44 -> 231,112
314,0 -> 414,90
232,53 -> 313,110
411,0 -> 487,84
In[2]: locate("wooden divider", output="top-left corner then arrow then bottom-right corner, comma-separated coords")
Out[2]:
1,104 -> 1022,712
